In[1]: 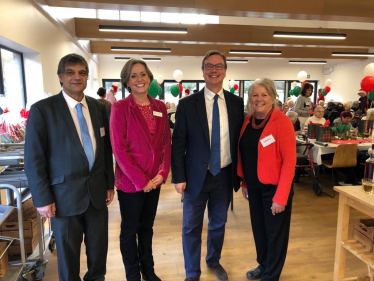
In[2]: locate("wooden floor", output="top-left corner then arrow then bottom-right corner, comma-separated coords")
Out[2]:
40,170 -> 368,281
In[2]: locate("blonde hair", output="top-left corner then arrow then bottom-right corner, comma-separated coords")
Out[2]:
245,78 -> 277,115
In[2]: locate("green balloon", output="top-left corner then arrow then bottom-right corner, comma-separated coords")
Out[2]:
148,80 -> 159,98
170,85 -> 180,97
289,89 -> 294,96
322,89 -> 327,96
230,87 -> 235,93
369,89 -> 374,100
293,86 -> 301,96
158,87 -> 162,96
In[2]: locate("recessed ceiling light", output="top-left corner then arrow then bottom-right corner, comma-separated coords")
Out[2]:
114,57 -> 161,61
227,59 -> 248,63
331,52 -> 374,57
274,31 -> 346,40
230,49 -> 282,55
289,60 -> 327,64
99,25 -> 187,34
111,47 -> 171,52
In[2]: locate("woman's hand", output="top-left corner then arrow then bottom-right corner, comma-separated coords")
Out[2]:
242,187 -> 249,201
143,180 -> 156,192
271,202 -> 285,215
152,175 -> 164,187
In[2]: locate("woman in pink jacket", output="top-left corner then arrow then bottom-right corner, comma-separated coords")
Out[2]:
110,58 -> 171,281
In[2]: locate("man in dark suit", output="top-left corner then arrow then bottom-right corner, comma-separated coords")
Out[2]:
171,50 -> 244,281
25,53 -> 114,281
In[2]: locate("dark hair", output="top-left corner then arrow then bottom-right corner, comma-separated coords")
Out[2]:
97,87 -> 106,97
57,54 -> 89,86
300,83 -> 314,96
201,50 -> 227,70
120,58 -> 153,93
340,111 -> 352,118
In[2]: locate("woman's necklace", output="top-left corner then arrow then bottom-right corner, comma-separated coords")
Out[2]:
251,108 -> 274,129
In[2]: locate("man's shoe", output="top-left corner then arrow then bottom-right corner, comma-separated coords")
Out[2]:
142,272 -> 161,281
184,278 -> 200,281
208,264 -> 228,281
246,267 -> 263,280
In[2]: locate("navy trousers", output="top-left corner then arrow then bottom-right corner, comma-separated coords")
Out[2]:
182,166 -> 232,278
247,185 -> 293,281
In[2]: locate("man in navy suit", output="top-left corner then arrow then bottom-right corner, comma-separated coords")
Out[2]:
171,50 -> 244,281
25,53 -> 114,281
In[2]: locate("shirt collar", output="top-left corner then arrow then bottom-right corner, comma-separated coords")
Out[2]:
204,87 -> 224,101
62,90 -> 88,110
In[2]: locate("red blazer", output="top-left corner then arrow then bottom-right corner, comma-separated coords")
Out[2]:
237,109 -> 296,205
110,94 -> 171,193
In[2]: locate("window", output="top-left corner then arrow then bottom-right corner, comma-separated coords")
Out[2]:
102,79 -> 126,100
0,46 -> 26,112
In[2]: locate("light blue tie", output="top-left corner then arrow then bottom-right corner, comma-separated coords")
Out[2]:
76,103 -> 94,170
210,95 -> 221,176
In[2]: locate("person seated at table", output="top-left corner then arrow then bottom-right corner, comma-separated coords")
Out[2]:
282,104 -> 290,114
318,100 -> 325,108
333,111 -> 353,126
286,111 -> 301,136
287,99 -> 295,111
361,108 -> 374,121
303,106 -> 326,134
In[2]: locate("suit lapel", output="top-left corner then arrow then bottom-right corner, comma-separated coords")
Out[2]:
195,90 -> 210,144
86,97 -> 101,161
223,90 -> 234,152
55,92 -> 86,160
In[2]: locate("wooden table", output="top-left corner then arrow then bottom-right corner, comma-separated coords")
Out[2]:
334,185 -> 374,280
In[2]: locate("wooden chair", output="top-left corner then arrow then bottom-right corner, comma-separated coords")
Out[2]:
321,143 -> 358,198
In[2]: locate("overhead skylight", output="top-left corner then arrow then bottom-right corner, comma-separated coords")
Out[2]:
120,11 -> 141,21
98,9 -> 120,20
161,13 -> 180,23
141,12 -> 161,22
44,7 -> 96,19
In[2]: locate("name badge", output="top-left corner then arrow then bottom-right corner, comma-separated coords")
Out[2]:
100,127 -> 105,137
260,134 -> 275,147
153,111 -> 163,117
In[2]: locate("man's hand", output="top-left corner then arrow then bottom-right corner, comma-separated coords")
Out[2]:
106,190 -> 114,206
242,187 -> 249,201
151,175 -> 164,187
174,182 -> 186,194
271,202 -> 286,216
143,180 -> 156,193
37,203 -> 56,218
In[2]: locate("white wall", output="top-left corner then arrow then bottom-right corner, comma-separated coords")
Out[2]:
0,0 -> 99,108
325,59 -> 374,103
98,55 -> 325,91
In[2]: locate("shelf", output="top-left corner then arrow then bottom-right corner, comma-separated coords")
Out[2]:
0,264 -> 23,280
0,205 -> 15,226
341,240 -> 374,269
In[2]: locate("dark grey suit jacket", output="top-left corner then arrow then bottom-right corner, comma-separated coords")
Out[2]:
25,92 -> 114,216
171,89 -> 244,199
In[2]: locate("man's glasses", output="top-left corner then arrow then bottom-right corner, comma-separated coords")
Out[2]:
64,70 -> 88,77
204,64 -> 225,71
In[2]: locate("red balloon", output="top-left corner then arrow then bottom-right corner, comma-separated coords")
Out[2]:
185,89 -> 190,94
233,84 -> 239,90
178,83 -> 183,94
301,81 -> 309,87
361,76 -> 374,93
324,86 -> 331,94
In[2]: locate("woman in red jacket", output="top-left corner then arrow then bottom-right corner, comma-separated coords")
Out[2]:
237,78 -> 296,281
110,58 -> 171,281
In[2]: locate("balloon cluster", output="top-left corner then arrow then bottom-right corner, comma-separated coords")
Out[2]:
229,79 -> 238,94
148,77 -> 163,98
169,70 -> 184,97
321,79 -> 332,96
289,81 -> 301,97
362,63 -> 374,99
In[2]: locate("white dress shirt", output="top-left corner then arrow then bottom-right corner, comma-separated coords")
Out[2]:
204,87 -> 231,168
62,91 -> 96,157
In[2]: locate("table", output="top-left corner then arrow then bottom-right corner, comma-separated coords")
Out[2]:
333,185 -> 374,281
297,138 -> 372,165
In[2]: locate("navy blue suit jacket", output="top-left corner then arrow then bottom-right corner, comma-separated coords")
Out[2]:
25,92 -> 114,216
171,89 -> 244,199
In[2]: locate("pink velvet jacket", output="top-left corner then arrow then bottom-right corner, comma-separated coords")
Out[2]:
110,94 -> 171,192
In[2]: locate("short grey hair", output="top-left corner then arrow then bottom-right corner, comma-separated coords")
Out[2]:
367,108 -> 374,118
314,105 -> 324,112
245,78 -> 277,115
286,111 -> 298,120
120,58 -> 154,93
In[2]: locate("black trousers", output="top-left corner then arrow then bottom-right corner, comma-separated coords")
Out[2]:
51,201 -> 108,281
117,188 -> 161,281
247,185 -> 293,281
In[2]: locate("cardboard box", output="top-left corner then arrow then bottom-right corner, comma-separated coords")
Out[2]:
0,242 -> 9,277
8,235 -> 38,255
1,223 -> 38,238
4,198 -> 35,222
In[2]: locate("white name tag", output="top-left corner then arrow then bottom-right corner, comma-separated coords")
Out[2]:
100,127 -> 105,137
260,134 -> 275,147
153,111 -> 163,117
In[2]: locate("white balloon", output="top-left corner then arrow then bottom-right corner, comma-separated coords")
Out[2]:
173,70 -> 183,82
291,81 -> 297,88
364,63 -> 374,77
255,78 -> 261,81
297,71 -> 307,82
156,75 -> 164,84
325,79 -> 332,87
229,79 -> 236,88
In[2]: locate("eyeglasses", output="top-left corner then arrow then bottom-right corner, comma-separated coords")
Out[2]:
204,64 -> 225,71
64,70 -> 88,77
